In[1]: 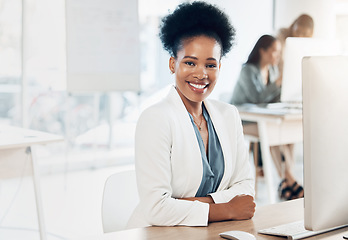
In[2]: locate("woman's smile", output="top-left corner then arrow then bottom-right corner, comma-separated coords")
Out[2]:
187,81 -> 209,93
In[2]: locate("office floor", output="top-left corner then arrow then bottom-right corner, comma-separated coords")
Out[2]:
0,144 -> 303,240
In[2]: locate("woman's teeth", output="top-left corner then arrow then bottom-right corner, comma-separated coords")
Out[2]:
189,83 -> 207,89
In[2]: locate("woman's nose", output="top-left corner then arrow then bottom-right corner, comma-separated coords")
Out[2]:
194,66 -> 208,80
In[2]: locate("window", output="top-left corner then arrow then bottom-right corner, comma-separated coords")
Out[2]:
0,0 -> 186,170
0,0 -> 21,126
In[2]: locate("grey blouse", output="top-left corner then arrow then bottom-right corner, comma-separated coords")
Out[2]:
188,103 -> 225,197
231,63 -> 281,105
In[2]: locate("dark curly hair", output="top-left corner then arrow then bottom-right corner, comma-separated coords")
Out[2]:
159,1 -> 236,58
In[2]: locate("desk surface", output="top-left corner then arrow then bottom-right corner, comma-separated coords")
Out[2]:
0,125 -> 63,150
82,199 -> 348,239
237,105 -> 302,122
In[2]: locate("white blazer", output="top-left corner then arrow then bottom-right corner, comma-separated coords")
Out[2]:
127,86 -> 254,228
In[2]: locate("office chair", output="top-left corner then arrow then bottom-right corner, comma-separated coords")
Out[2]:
102,169 -> 139,233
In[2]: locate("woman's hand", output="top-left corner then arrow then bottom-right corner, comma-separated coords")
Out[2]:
179,194 -> 255,222
225,195 -> 256,220
275,73 -> 283,87
208,194 -> 255,222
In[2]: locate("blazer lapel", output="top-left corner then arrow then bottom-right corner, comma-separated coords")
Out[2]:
166,86 -> 204,196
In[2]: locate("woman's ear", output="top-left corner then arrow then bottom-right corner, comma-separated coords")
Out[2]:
169,57 -> 176,74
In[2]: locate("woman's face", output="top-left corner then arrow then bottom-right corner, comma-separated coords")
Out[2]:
169,35 -> 221,105
260,40 -> 281,66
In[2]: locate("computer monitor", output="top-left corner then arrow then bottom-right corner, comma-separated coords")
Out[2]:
302,55 -> 348,231
281,37 -> 339,103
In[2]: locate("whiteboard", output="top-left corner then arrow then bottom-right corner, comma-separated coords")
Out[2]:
66,0 -> 140,92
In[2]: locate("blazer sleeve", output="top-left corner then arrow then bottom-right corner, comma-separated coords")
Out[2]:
209,106 -> 255,203
134,106 -> 209,226
238,64 -> 280,104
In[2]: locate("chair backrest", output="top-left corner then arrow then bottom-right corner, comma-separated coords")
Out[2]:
102,169 -> 138,233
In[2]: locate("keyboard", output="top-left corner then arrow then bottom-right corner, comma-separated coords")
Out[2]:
258,220 -> 338,240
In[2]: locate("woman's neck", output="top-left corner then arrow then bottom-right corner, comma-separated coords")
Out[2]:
185,101 -> 203,118
176,87 -> 203,118
259,60 -> 269,71
259,62 -> 270,85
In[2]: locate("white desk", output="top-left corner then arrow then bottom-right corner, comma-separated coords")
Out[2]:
0,125 -> 63,240
237,105 -> 303,203
77,199 -> 348,239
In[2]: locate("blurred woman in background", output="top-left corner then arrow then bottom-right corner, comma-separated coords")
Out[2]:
231,34 -> 304,201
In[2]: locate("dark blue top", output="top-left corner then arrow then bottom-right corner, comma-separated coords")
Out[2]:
188,103 -> 225,197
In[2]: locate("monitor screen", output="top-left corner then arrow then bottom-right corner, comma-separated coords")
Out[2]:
281,37 -> 339,103
302,56 -> 348,231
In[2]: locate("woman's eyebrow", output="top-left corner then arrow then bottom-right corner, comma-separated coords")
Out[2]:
183,56 -> 198,60
183,56 -> 218,61
207,57 -> 218,61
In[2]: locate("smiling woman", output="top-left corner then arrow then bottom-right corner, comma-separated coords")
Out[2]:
127,1 -> 255,229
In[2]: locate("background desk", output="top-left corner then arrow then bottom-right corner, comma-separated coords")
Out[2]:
237,106 -> 303,203
80,199 -> 348,239
0,125 -> 63,240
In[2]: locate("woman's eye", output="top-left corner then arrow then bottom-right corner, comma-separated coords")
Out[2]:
185,62 -> 195,66
207,64 -> 217,68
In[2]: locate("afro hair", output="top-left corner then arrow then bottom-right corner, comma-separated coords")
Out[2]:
159,1 -> 236,58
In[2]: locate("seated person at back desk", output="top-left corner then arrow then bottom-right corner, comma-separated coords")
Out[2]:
230,35 -> 304,200
231,35 -> 281,105
277,14 -> 314,76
